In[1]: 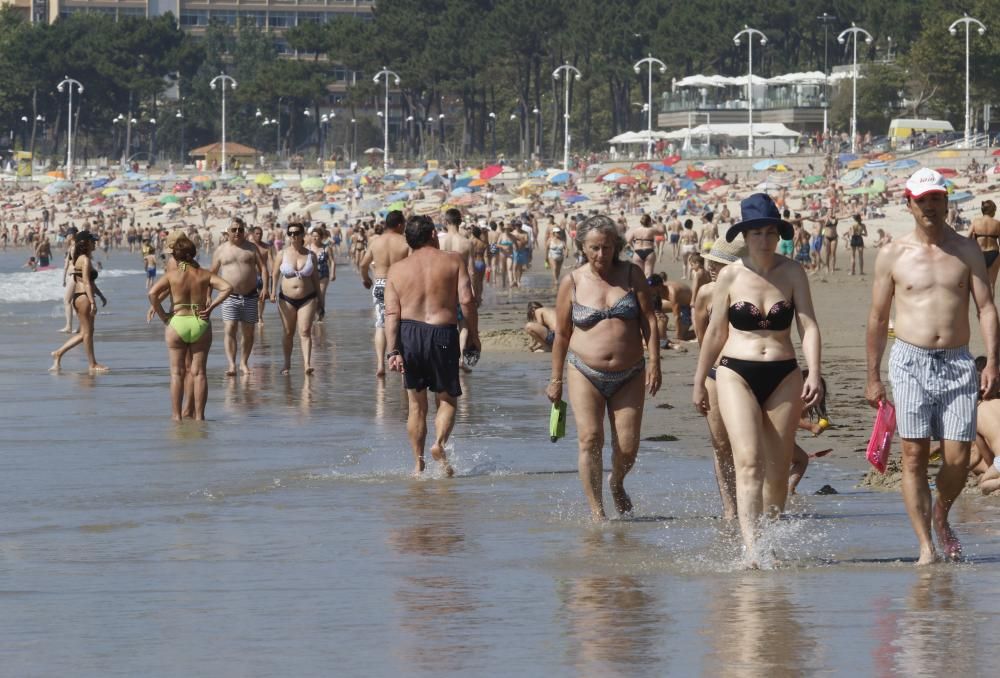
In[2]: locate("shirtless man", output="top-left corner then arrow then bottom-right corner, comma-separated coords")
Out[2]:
248,226 -> 273,326
967,199 -> 1000,293
360,210 -> 410,377
663,276 -> 695,342
626,214 -> 663,277
679,219 -> 699,277
438,208 -> 474,359
211,217 -> 269,375
667,212 -> 682,261
384,215 -> 480,476
866,168 -> 999,565
524,301 -> 557,352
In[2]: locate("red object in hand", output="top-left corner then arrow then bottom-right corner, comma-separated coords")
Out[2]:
866,400 -> 896,473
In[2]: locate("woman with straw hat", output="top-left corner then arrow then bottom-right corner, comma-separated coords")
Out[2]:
693,194 -> 823,566
693,239 -> 747,521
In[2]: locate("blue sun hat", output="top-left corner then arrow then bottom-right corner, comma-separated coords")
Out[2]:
725,193 -> 794,242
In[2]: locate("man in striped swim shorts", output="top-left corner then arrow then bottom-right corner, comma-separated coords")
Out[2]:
866,168 -> 999,565
211,218 -> 269,376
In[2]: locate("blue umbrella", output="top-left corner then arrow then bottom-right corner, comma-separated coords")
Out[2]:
90,177 -> 110,188
386,191 -> 410,202
402,181 -> 418,189
383,173 -> 406,181
840,169 -> 865,186
549,171 -> 571,184
864,160 -> 888,170
890,159 -> 919,171
451,187 -> 472,195
323,203 -> 341,211
566,195 -> 589,204
838,153 -> 858,164
679,178 -> 699,191
752,159 -> 779,171
271,181 -> 287,189
140,184 -> 160,194
420,171 -> 440,185
453,177 -> 472,189
529,169 -> 547,178
949,191 -> 974,204
541,190 -> 561,199
650,163 -> 674,173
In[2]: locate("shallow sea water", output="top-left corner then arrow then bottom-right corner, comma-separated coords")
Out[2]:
1,250 -> 1000,676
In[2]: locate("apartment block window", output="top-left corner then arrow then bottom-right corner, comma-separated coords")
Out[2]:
268,12 -> 295,28
210,10 -> 237,26
180,10 -> 209,27
298,12 -> 324,24
239,11 -> 267,28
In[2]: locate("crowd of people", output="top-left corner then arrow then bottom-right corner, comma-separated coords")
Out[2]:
11,159 -> 1000,568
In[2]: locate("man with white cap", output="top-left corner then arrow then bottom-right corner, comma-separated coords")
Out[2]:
866,167 -> 999,564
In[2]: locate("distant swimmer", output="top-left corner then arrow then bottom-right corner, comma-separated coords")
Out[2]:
148,236 -> 232,420
360,210 -> 410,377
867,169 -> 999,565
211,217 -> 270,376
50,231 -> 109,372
383,215 -> 480,477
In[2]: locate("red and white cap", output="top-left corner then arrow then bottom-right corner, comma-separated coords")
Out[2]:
904,168 -> 948,198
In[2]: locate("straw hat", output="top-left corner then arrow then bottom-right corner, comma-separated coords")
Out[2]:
704,239 -> 747,265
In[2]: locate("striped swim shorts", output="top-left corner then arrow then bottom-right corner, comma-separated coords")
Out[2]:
220,291 -> 259,324
888,338 -> 977,442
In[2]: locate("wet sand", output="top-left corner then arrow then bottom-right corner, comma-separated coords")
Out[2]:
3,245 -> 1000,674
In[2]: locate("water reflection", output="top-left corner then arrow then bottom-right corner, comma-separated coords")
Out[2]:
557,529 -> 666,675
704,575 -> 819,676
883,570 -> 977,676
387,481 -> 483,673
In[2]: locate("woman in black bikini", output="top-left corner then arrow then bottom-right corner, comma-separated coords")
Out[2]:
693,194 -> 823,566
968,199 -> 1000,293
847,214 -> 868,276
545,214 -> 661,521
271,223 -> 320,375
50,231 -> 108,372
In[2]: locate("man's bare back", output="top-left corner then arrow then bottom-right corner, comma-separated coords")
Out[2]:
388,248 -> 470,325
361,231 -> 410,285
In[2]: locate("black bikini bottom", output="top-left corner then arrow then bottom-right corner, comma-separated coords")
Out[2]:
279,291 -> 317,310
718,356 -> 798,405
985,250 -> 999,268
634,248 -> 654,261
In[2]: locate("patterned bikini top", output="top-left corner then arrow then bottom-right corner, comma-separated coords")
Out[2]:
728,299 -> 795,332
572,290 -> 640,328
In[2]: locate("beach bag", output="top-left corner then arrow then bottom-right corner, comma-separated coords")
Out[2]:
866,400 -> 896,473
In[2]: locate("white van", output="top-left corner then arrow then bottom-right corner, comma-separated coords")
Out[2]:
888,118 -> 955,149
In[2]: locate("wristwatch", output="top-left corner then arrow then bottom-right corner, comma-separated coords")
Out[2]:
385,350 -> 401,360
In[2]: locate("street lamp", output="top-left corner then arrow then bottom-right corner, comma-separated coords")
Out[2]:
817,12 -> 838,142
488,111 -> 497,160
532,106 -> 541,161
209,72 -> 238,175
175,109 -> 185,166
733,26 -> 766,157
350,118 -> 357,164
553,62 -> 583,170
837,23 -> 873,154
56,76 -> 83,179
633,54 -> 667,160
949,14 -> 987,148
373,66 -> 401,173
148,117 -> 157,166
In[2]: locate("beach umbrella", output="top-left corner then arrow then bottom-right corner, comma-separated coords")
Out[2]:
88,197 -> 105,206
382,173 -> 406,182
686,169 -> 707,180
566,195 -> 589,204
90,177 -> 110,189
937,150 -> 960,158
846,158 -> 867,169
801,175 -> 824,185
227,176 -> 247,186
271,181 -> 287,190
988,166 -> 1000,175
773,164 -> 790,172
469,178 -> 488,188
323,183 -> 341,193
890,159 -> 920,171
753,181 -> 785,191
650,163 -> 674,173
192,174 -> 212,183
254,173 -> 274,186
453,176 -> 473,189
159,194 -> 181,204
840,169 -> 866,186
838,153 -> 858,164
633,162 -> 652,172
753,159 -> 780,171
386,200 -> 405,211
386,191 -> 410,202
451,186 -> 473,195
617,176 -> 638,185
701,178 -> 727,191
480,165 -> 503,180
322,203 -> 342,211
662,155 -> 681,165
549,171 -> 572,184
949,191 -> 974,204
529,169 -> 548,178
935,167 -> 958,177
602,172 -> 625,182
47,170 -> 65,179
413,202 -> 440,216
864,160 -> 888,170
541,190 -> 561,199
679,178 -> 700,191
420,170 -> 440,185
301,177 -> 324,190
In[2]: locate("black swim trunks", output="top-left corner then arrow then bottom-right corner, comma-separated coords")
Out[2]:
399,319 -> 462,396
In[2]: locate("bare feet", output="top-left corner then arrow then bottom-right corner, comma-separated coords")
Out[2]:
225,365 -> 237,376
916,547 -> 939,566
305,366 -> 314,375
412,457 -> 425,476
88,364 -> 109,373
609,473 -> 633,516
58,326 -> 72,333
933,501 -> 963,562
430,444 -> 454,477
375,368 -> 385,378
239,363 -> 251,375
49,351 -> 61,372
280,367 -> 290,375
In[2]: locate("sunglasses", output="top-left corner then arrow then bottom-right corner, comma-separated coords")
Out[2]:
230,227 -> 245,233
288,230 -> 305,237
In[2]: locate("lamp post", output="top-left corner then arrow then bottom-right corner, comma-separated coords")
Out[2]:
56,76 -> 83,179
532,106 -> 541,162
837,23 -> 873,154
817,12 -> 837,143
148,117 -> 156,166
404,115 -> 413,160
175,109 -> 185,167
209,73 -> 237,175
732,26 -> 766,157
949,14 -> 987,148
633,54 -> 667,160
373,67 -> 401,173
551,62 -> 582,170
350,118 -> 357,164
321,113 -> 333,162
488,112 -> 497,160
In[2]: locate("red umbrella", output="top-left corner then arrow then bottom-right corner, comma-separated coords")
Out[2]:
686,169 -> 707,180
992,149 -> 1000,156
701,178 -> 727,191
935,167 -> 958,177
480,164 -> 503,180
633,162 -> 652,172
663,155 -> 682,166
616,176 -> 638,185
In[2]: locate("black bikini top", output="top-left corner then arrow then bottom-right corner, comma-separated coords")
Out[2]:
73,267 -> 98,281
728,300 -> 794,332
